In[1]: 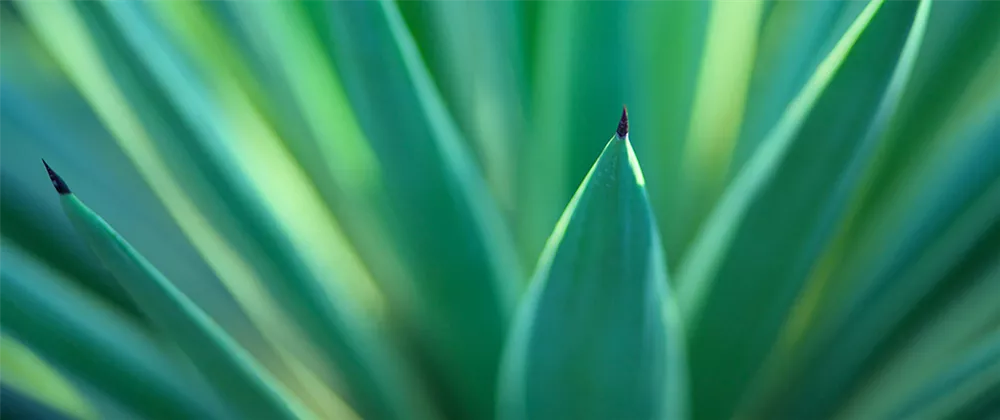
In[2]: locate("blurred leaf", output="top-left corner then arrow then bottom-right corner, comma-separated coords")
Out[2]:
402,1 -> 528,216
1,15 -> 278,371
321,1 -> 522,417
2,35 -> 344,418
518,1 -> 630,267
206,1 -> 414,313
837,245 -> 1000,419
670,0 -> 764,263
628,1 -> 710,270
498,125 -> 687,420
17,3 -> 415,418
731,0 -> 867,172
55,184 -> 308,419
854,1 -> 1000,229
1,336 -> 98,420
888,329 -> 1000,419
676,1 -> 930,418
0,243 -> 226,420
1,385 -> 76,420
763,97 -> 1000,418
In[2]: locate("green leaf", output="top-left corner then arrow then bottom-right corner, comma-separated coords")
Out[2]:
498,120 -> 687,420
676,1 -> 931,418
628,1 -> 710,269
0,173 -> 140,320
321,1 -> 522,417
888,329 -> 1000,419
517,1 -> 631,268
1,336 -> 99,420
402,1 -> 529,217
1,385 -> 77,420
18,3 -> 415,418
3,5 -> 292,383
731,0 -> 867,173
0,243 -> 226,420
854,1 -> 1000,229
837,249 -> 1000,419
765,96 -> 1000,418
49,171 -> 307,420
669,0 -> 764,265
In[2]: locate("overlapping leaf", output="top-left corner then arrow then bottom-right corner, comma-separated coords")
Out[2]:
676,1 -> 930,418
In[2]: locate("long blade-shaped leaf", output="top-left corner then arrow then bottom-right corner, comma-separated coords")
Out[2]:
519,1 -> 632,267
498,113 -> 687,420
731,0 -> 867,172
403,1 -> 528,217
888,330 -> 1000,419
766,97 -> 1000,418
18,3 -> 414,418
0,243 -> 225,420
676,1 -> 929,417
837,249 -> 1000,419
321,1 -> 522,417
6,3 -> 304,393
628,1 -> 710,269
1,336 -> 98,420
852,1 -> 1000,233
1,385 -> 76,420
44,164 -> 307,420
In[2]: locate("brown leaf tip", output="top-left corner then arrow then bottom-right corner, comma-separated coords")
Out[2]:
42,159 -> 71,195
617,105 -> 629,138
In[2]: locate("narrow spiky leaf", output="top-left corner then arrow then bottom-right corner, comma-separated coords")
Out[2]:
498,119 -> 687,419
677,1 -> 930,417
44,164 -> 307,420
0,244 -> 225,420
322,2 -> 521,417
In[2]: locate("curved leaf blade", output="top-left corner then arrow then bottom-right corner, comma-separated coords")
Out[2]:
499,118 -> 687,420
676,1 -> 930,417
0,243 -> 225,420
47,167 -> 307,420
321,1 -> 522,417
16,3 -> 413,418
771,95 -> 1000,418
1,385 -> 76,420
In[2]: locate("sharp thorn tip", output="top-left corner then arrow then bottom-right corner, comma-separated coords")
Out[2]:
42,159 -> 71,195
617,105 -> 629,138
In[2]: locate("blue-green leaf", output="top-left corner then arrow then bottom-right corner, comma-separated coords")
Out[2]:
1,385 -> 77,420
0,243 -> 226,420
676,1 -> 930,418
766,95 -> 1000,419
320,1 -> 522,417
499,120 -> 687,420
51,174 -> 307,420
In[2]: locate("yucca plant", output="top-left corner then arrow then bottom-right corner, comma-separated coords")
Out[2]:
2,0 -> 998,419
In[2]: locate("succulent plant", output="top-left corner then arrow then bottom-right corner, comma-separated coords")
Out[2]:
2,1 -> 999,419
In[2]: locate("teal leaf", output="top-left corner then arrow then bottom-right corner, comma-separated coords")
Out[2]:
321,1 -> 522,417
767,94 -> 1000,419
0,243 -> 227,420
499,117 -> 687,420
49,170 -> 307,420
676,1 -> 931,418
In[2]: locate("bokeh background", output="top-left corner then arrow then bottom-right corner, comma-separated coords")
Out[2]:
2,1 -> 999,419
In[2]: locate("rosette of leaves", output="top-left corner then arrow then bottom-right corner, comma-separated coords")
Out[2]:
2,1 -> 998,419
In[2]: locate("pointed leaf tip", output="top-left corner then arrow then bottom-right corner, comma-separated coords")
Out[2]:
41,159 -> 71,195
617,106 -> 629,138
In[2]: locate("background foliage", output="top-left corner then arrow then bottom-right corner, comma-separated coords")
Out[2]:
1,1 -> 999,419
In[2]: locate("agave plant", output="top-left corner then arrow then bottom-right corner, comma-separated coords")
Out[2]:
2,0 -> 999,419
